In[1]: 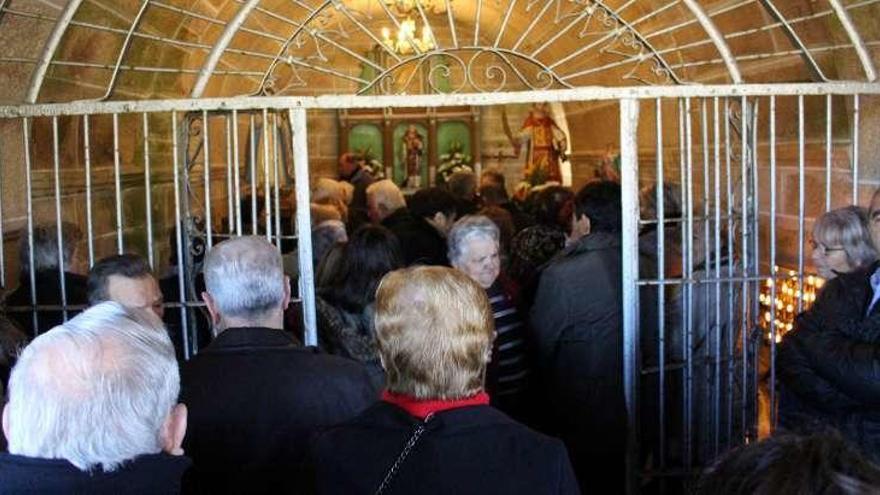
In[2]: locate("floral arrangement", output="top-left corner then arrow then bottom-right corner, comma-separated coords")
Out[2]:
436,140 -> 473,185
354,146 -> 385,180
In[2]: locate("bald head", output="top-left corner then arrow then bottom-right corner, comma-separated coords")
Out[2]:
366,180 -> 406,223
3,302 -> 182,471
202,236 -> 290,330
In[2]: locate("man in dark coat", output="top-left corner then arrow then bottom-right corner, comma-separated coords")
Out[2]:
530,180 -> 627,493
368,179 -> 448,266
0,302 -> 190,494
312,266 -> 579,495
179,236 -> 377,494
778,189 -> 880,461
6,222 -> 88,338
339,152 -> 375,231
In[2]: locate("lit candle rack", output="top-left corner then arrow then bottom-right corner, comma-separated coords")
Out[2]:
759,266 -> 824,343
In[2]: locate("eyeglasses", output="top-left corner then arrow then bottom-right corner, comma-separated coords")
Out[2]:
809,239 -> 845,254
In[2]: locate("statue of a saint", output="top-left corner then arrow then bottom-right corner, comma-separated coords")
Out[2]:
506,103 -> 567,185
401,124 -> 425,188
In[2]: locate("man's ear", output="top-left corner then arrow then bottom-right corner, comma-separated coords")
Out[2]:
160,403 -> 187,456
2,404 -> 9,442
201,292 -> 221,327
282,276 -> 292,311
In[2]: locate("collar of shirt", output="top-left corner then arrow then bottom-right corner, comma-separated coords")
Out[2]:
867,267 -> 880,316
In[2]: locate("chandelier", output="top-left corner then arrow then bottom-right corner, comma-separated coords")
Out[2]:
381,18 -> 435,55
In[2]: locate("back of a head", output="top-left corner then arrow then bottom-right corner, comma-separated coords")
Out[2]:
814,205 -> 878,270
5,302 -> 178,472
447,171 -> 477,199
366,179 -> 406,213
87,254 -> 153,305
639,183 -> 683,223
534,185 -> 574,228
322,225 -> 402,312
696,432 -> 880,495
479,184 -> 509,207
480,169 -> 506,190
312,177 -> 345,204
409,187 -> 458,220
203,236 -> 286,321
20,222 -> 82,274
374,266 -> 493,400
575,180 -> 622,233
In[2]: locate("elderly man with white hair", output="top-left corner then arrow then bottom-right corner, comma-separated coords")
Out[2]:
368,179 -> 449,266
179,236 -> 376,495
0,302 -> 190,494
448,215 -> 532,422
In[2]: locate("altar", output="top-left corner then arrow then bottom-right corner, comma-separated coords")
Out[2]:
338,106 -> 481,191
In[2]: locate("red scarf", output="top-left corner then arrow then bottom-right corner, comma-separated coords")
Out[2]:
382,390 -> 490,419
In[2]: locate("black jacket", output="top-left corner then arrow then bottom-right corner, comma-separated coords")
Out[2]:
381,208 -> 448,266
529,231 -> 627,492
778,262 -> 880,460
343,167 -> 374,232
311,401 -> 580,495
0,452 -> 191,494
179,326 -> 378,494
6,270 -> 88,338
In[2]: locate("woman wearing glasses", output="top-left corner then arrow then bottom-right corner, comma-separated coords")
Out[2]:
778,205 -> 880,461
810,206 -> 877,279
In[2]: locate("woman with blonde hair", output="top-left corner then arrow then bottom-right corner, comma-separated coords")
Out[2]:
311,266 -> 578,495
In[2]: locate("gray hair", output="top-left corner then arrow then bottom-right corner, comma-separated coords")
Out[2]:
813,206 -> 878,270
366,180 -> 406,213
5,302 -> 177,472
19,222 -> 81,274
447,215 -> 500,266
203,236 -> 286,321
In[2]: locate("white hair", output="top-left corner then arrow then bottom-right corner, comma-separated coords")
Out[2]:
447,215 -> 500,266
5,302 -> 178,472
203,236 -> 286,321
366,179 -> 406,213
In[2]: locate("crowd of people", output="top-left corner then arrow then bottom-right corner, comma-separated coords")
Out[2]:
0,152 -> 880,494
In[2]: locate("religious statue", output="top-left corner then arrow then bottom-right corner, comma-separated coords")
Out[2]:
401,124 -> 425,188
504,103 -> 567,185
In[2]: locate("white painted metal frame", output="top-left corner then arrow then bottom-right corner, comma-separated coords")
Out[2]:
0,80 -> 874,491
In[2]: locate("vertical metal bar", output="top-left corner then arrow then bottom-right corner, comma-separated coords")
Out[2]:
143,113 -> 154,269
740,96 -> 749,440
233,110 -> 243,236
289,108 -> 317,346
724,99 -> 735,444
203,110 -> 213,249
51,116 -> 68,322
249,113 -> 258,235
825,95 -> 832,212
171,112 -> 191,361
655,97 -> 667,473
272,112 -> 282,247
620,98 -> 641,495
712,96 -> 722,456
751,99 -> 761,438
769,95 -> 779,428
262,108 -> 272,242
226,114 -> 234,235
684,97 -> 695,471
474,0 -> 482,45
83,115 -> 95,268
797,96 -> 805,313
852,94 -> 859,204
0,118 -> 5,286
22,118 -> 38,334
701,97 -> 712,458
112,113 -> 124,254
